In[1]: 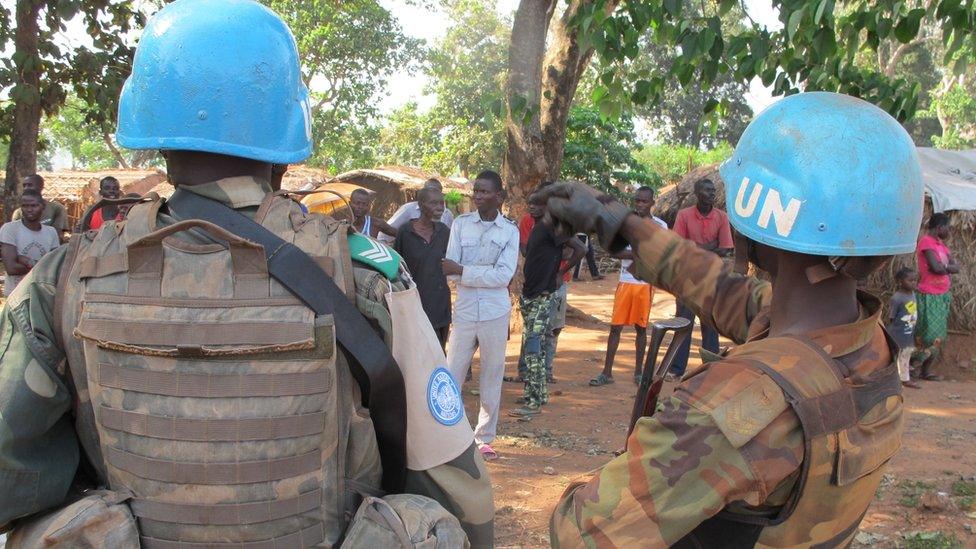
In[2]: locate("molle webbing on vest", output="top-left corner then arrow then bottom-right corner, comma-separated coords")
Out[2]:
140,523 -> 326,549
98,406 -> 326,441
68,204 -> 353,546
95,363 -> 331,397
79,319 -> 311,348
104,446 -> 322,484
130,489 -> 323,525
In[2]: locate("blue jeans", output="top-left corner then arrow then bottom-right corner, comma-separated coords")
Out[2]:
668,300 -> 720,377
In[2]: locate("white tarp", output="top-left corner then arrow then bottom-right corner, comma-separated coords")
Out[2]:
916,147 -> 976,213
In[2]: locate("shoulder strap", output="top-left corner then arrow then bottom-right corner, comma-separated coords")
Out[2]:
718,334 -> 901,527
166,189 -> 407,493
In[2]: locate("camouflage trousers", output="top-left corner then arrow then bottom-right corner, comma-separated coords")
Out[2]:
520,293 -> 555,408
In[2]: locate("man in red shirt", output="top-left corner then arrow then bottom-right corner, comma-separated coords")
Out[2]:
668,178 -> 733,379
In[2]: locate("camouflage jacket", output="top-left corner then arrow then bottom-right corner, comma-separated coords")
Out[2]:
0,178 -> 492,547
550,221 -> 896,547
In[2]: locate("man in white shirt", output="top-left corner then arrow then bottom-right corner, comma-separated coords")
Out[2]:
383,178 -> 455,243
1,189 -> 61,297
588,186 -> 668,387
441,170 -> 519,461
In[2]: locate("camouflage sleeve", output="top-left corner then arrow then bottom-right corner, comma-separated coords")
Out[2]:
0,246 -> 79,528
630,222 -> 771,344
404,442 -> 494,549
550,362 -> 803,547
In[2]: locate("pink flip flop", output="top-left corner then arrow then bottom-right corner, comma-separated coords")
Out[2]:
478,443 -> 498,461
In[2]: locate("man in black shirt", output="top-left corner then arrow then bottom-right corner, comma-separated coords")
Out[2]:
510,192 -> 580,417
393,187 -> 452,349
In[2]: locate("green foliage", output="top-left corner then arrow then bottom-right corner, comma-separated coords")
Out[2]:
902,531 -> 962,549
575,0 -> 976,124
897,479 -> 935,507
951,480 -> 976,497
264,0 -> 423,172
377,0 -> 508,177
562,106 -> 660,195
43,95 -> 117,170
443,189 -> 464,210
925,83 -> 976,149
0,2 -> 145,143
633,142 -> 733,184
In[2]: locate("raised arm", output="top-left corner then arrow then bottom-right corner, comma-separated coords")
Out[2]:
542,182 -> 769,345
622,215 -> 770,344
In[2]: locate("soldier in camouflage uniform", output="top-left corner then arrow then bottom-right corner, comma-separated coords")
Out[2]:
542,92 -> 923,547
0,1 -> 493,547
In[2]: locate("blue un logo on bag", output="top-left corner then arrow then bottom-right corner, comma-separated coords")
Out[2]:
427,367 -> 463,426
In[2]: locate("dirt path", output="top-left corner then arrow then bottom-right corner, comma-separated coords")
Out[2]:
460,277 -> 976,548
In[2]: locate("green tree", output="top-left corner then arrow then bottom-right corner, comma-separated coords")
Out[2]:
633,142 -> 733,184
500,0 -> 976,210
926,80 -> 976,149
377,0 -> 509,178
562,105 -> 659,194
1,1 -> 145,218
43,94 -> 116,170
263,0 -> 423,172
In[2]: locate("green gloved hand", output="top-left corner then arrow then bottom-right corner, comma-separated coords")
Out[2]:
539,181 -> 632,252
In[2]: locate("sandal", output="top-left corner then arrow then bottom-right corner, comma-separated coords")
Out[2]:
921,373 -> 944,381
902,381 -> 921,389
589,373 -> 614,386
478,443 -> 498,461
503,375 -> 525,383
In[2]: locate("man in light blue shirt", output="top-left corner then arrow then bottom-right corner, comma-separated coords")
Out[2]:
441,170 -> 519,461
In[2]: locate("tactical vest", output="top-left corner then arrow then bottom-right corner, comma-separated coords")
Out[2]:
674,335 -> 903,549
56,194 -> 384,548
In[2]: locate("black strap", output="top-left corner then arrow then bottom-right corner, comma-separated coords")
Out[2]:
166,189 -> 406,493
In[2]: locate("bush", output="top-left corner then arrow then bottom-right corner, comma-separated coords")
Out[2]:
633,142 -> 733,185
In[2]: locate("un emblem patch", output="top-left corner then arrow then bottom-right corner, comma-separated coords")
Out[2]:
427,367 -> 463,426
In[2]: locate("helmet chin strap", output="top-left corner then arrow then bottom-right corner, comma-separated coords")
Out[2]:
805,259 -> 843,285
806,256 -> 883,285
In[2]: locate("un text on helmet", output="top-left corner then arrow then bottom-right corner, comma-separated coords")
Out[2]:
734,177 -> 802,237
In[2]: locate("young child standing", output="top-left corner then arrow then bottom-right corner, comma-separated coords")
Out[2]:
888,267 -> 921,389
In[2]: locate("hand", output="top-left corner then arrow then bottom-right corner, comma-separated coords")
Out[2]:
16,255 -> 33,268
539,182 -> 632,252
441,258 -> 463,276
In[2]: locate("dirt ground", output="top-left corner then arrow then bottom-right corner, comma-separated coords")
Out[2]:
461,276 -> 976,548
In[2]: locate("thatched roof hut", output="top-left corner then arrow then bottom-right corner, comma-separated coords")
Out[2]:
654,161 -> 976,331
32,169 -> 165,227
330,165 -> 472,219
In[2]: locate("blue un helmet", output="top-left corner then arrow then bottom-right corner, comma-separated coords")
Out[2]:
116,0 -> 312,164
719,92 -> 923,257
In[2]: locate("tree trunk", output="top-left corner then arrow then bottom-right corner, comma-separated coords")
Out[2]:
502,0 -> 557,219
103,129 -> 130,169
3,1 -> 44,221
502,0 -> 618,220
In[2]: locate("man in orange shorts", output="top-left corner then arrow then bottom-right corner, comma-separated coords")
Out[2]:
589,186 -> 668,386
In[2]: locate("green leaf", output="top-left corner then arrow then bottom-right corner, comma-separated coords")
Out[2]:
952,54 -> 969,75
591,84 -> 609,104
703,98 -> 719,114
814,0 -> 831,25
664,0 -> 681,18
787,8 -> 806,41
